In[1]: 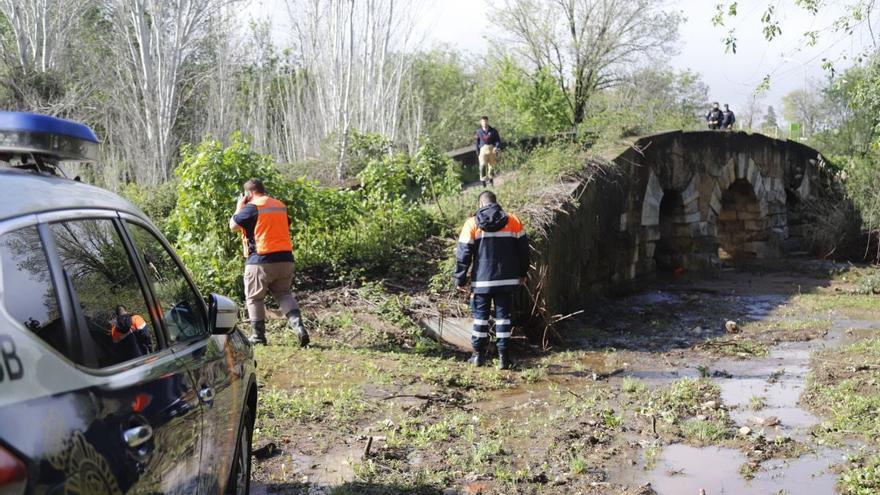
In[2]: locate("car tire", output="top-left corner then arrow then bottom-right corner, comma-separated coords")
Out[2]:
226,404 -> 253,495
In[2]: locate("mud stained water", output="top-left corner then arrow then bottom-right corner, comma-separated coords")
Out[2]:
714,342 -> 818,439
635,444 -> 843,494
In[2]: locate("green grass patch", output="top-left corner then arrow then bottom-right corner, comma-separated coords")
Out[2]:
749,395 -> 767,410
680,418 -> 729,445
791,294 -> 880,316
256,386 -> 369,439
840,454 -> 880,495
386,411 -> 472,449
521,365 -> 548,384
807,337 -> 880,443
569,454 -> 589,475
622,377 -> 647,395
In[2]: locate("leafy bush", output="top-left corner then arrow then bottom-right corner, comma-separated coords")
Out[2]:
358,141 -> 460,202
167,134 -> 453,298
169,135 -> 291,298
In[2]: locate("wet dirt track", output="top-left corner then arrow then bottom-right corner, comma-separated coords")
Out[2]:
251,265 -> 880,495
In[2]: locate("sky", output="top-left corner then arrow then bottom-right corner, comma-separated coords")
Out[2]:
421,0 -> 874,122
244,0 -> 876,124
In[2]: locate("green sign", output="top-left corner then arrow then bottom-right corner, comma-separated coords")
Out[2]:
790,122 -> 802,140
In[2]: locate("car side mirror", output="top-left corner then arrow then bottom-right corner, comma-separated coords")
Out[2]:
209,293 -> 239,335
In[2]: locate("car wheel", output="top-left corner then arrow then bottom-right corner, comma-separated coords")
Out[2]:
226,404 -> 253,495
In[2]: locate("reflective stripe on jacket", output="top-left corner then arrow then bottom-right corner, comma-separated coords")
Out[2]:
453,211 -> 529,294
241,196 -> 293,257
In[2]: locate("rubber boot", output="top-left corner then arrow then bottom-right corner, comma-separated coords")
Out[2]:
248,320 -> 267,345
498,351 -> 513,370
287,309 -> 310,347
469,351 -> 485,367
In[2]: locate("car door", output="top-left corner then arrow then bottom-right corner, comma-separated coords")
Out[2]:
122,217 -> 247,493
40,214 -> 204,494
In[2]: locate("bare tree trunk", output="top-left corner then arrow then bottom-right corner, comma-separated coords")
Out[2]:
103,0 -> 229,184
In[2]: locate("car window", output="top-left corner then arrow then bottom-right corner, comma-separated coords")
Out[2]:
0,226 -> 67,357
50,219 -> 159,368
125,222 -> 207,343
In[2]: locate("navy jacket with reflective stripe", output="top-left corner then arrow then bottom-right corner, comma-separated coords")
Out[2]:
454,205 -> 529,294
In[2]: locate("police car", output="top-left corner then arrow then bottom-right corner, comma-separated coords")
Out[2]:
0,113 -> 258,494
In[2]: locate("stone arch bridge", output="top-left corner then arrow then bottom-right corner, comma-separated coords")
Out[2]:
529,131 -> 840,315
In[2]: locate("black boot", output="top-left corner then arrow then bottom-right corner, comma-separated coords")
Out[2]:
498,351 -> 513,370
287,309 -> 310,347
248,320 -> 267,345
469,351 -> 485,367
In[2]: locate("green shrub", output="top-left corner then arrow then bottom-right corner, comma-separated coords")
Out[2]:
167,134 -> 450,298
357,141 -> 460,202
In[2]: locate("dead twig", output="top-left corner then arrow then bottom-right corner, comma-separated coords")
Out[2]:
362,436 -> 373,459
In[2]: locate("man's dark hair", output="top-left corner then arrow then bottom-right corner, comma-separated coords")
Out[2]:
115,305 -> 127,316
478,190 -> 497,205
244,178 -> 266,194
480,116 -> 489,121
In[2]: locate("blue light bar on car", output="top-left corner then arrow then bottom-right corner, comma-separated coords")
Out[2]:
0,112 -> 100,161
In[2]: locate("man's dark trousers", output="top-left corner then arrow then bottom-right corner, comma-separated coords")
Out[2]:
471,292 -> 513,353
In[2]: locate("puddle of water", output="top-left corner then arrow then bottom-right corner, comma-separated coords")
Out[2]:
288,447 -> 358,486
729,406 -> 818,432
635,444 -> 842,495
740,294 -> 787,320
628,291 -> 681,307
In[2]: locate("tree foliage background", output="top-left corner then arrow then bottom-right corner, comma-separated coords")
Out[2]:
5,0 -> 880,291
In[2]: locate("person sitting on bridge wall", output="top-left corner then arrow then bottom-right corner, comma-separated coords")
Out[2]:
721,104 -> 736,130
475,116 -> 502,187
454,190 -> 529,370
706,102 -> 723,130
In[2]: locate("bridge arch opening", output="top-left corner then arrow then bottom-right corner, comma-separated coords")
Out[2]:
717,179 -> 768,260
655,190 -> 691,273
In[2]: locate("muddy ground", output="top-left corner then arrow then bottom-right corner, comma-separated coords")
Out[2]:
250,262 -> 880,495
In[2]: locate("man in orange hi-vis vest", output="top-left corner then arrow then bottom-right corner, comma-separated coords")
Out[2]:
229,178 -> 309,346
108,305 -> 153,360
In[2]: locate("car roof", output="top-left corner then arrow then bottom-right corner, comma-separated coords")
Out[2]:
0,168 -> 148,222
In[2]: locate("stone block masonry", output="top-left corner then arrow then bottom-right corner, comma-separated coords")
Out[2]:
535,130 -> 840,317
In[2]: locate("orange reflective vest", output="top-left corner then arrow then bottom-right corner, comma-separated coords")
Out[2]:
241,196 -> 293,257
110,314 -> 147,343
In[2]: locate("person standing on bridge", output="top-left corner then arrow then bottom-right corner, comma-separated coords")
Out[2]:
454,190 -> 529,370
475,116 -> 502,187
721,104 -> 736,130
706,102 -> 723,130
229,178 -> 309,347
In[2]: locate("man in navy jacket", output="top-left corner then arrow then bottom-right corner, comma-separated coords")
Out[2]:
475,116 -> 502,186
454,191 -> 529,369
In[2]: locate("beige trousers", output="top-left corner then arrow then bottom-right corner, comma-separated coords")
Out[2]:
244,262 -> 299,321
478,144 -> 497,180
